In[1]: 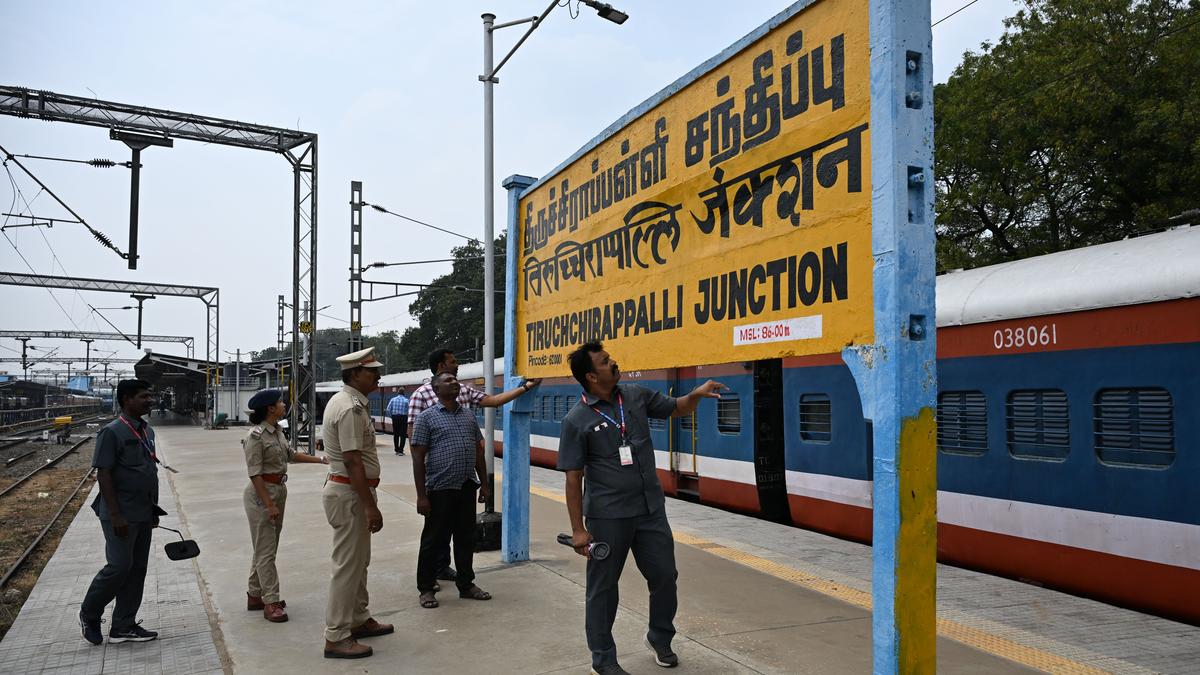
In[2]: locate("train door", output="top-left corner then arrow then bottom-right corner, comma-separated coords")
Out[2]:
753,359 -> 792,524
670,368 -> 700,498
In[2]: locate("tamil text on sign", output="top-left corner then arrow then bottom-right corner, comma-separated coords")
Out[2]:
516,0 -> 871,377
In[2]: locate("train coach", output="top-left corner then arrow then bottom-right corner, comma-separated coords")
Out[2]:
357,226 -> 1198,623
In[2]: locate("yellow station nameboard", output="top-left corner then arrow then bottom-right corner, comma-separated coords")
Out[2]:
516,0 -> 871,377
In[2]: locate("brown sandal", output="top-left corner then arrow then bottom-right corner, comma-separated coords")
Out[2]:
458,585 -> 492,600
419,591 -> 439,608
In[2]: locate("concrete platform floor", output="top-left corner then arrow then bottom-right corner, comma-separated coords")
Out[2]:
4,425 -> 1197,673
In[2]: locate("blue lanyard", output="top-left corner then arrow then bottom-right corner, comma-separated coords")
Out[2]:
588,392 -> 626,443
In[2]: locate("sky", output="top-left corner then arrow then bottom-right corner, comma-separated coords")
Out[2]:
0,0 -> 1021,381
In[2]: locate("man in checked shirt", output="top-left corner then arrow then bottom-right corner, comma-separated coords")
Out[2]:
406,347 -> 539,582
411,372 -> 495,608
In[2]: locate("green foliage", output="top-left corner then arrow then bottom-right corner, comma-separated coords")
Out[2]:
934,0 -> 1200,270
394,234 -> 506,372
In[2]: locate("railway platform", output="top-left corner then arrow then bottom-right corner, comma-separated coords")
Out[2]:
1,425 -> 1197,674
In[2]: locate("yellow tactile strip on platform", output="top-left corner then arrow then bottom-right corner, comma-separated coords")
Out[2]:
527,484 -> 1109,675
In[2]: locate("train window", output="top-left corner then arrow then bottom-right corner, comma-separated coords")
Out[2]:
716,395 -> 741,434
541,396 -> 553,422
1094,388 -> 1174,468
555,396 -> 568,421
648,415 -> 667,432
567,396 -> 578,417
679,410 -> 695,431
1007,390 -> 1070,460
937,391 -> 987,455
799,394 -> 832,442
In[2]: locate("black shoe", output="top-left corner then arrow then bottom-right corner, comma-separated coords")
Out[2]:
108,622 -> 158,643
590,664 -> 631,675
79,614 -> 102,646
645,635 -> 679,667
436,566 -> 457,581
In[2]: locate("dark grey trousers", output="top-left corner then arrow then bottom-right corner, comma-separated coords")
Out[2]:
585,511 -> 678,668
80,519 -> 153,630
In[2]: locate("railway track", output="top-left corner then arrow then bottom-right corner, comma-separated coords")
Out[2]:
0,409 -> 106,438
0,414 -> 108,467
0,436 -> 93,499
0,433 -> 98,607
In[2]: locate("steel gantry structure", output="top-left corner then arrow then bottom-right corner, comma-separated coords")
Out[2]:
0,330 -> 195,357
0,85 -> 320,451
0,272 -> 219,421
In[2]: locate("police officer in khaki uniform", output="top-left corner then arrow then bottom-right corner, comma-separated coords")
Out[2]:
242,388 -> 327,623
321,347 -> 393,659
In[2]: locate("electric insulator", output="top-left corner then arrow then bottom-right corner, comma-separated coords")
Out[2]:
89,158 -> 117,168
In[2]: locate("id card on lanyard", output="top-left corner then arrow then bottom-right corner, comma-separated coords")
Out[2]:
589,393 -> 634,467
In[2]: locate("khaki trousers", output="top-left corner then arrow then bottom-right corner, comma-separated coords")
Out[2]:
322,481 -> 374,642
244,482 -> 287,603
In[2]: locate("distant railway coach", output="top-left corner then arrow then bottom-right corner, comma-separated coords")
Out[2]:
339,227 -> 1200,623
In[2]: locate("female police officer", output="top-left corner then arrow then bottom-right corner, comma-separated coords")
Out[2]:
242,389 -> 327,622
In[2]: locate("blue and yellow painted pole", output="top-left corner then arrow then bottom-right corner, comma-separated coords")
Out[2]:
843,0 -> 938,671
501,173 -> 538,563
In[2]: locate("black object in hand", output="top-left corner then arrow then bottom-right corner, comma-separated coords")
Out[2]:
156,525 -> 201,560
556,532 -> 610,560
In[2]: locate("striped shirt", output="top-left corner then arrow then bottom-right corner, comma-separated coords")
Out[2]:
412,401 -> 484,490
385,393 -> 410,416
407,380 -> 486,421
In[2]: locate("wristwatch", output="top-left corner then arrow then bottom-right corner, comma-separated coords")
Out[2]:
522,380 -> 532,391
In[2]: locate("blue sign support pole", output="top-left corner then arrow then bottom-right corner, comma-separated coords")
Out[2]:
843,0 -> 937,671
501,173 -> 539,563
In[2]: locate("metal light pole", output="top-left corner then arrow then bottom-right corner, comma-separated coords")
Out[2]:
479,0 -> 628,547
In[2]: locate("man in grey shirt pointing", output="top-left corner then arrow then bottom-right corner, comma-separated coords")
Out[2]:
557,342 -> 725,675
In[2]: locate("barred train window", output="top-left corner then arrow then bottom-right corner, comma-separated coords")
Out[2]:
937,391 -> 987,455
566,396 -> 578,418
542,396 -> 554,422
1007,390 -> 1070,460
556,396 -> 570,422
1094,388 -> 1174,467
648,416 -> 666,432
799,394 -> 832,442
716,394 -> 742,434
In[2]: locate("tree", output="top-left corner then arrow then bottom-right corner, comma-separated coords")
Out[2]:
934,0 -> 1200,270
395,234 -> 506,371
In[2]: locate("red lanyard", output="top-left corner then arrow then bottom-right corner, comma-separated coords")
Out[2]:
117,415 -> 157,462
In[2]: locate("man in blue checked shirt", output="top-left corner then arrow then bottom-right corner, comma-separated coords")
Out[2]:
410,372 -> 493,609
385,390 -> 410,455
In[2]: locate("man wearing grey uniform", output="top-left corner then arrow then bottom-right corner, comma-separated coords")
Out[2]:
558,342 -> 725,675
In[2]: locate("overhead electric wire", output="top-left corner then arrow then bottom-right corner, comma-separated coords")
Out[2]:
4,159 -> 95,328
362,254 -> 505,272
1,230 -> 82,330
0,143 -> 126,260
932,0 -> 983,28
8,153 -> 126,168
86,304 -> 137,347
361,202 -> 482,244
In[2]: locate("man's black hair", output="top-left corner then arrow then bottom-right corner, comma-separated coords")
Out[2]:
427,348 -> 454,375
568,342 -> 604,387
116,379 -> 151,407
341,367 -> 359,384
